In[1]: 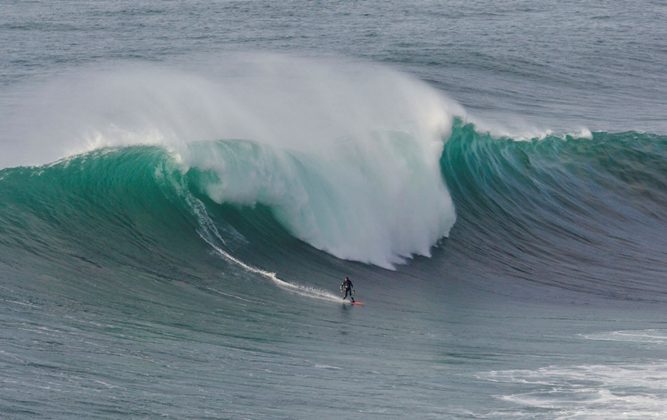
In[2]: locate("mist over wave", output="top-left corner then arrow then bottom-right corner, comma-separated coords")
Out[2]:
1,54 -> 461,268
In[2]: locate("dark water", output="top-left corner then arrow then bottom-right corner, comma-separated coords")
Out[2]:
1,1 -> 667,418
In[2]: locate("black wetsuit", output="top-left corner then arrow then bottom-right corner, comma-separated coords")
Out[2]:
341,279 -> 354,301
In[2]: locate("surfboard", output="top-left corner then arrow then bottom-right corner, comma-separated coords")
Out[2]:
349,301 -> 364,306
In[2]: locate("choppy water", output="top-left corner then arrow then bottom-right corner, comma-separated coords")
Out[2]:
1,1 -> 666,418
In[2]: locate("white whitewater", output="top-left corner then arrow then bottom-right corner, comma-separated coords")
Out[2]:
5,53 -> 463,268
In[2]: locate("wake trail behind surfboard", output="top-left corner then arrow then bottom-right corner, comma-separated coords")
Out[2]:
188,194 -> 343,303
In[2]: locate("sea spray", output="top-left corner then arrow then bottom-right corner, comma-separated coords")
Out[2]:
2,54 -> 462,268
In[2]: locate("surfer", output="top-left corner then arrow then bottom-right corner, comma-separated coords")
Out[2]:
341,276 -> 355,302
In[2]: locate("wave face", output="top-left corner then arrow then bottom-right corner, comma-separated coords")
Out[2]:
442,121 -> 667,299
0,147 -> 205,282
0,135 -> 453,270
1,120 -> 665,300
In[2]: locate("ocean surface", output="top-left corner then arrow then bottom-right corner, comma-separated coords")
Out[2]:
1,1 -> 666,418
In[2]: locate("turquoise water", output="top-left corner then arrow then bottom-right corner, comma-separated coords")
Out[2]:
1,1 -> 667,418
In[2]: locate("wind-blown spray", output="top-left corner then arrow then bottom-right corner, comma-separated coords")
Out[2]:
2,54 -> 463,268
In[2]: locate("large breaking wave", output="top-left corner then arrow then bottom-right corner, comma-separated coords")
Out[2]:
1,123 -> 666,298
0,54 -> 459,269
1,54 -> 666,299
